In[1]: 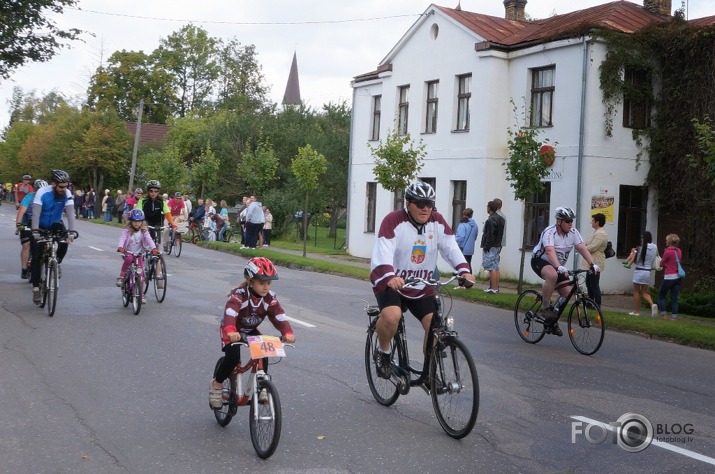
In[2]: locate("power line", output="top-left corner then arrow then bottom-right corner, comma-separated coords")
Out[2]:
70,7 -> 421,26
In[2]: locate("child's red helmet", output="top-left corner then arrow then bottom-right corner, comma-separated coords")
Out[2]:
244,257 -> 278,281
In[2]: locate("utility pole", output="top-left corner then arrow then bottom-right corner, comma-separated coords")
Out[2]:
128,99 -> 144,193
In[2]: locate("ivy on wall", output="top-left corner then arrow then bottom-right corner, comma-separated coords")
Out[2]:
597,15 -> 715,279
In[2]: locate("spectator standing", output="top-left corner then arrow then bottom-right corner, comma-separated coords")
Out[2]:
73,189 -> 84,219
494,197 -> 506,247
658,234 -> 683,320
624,231 -> 658,316
263,206 -> 273,246
580,213 -> 608,307
183,195 -> 192,216
101,189 -> 114,222
84,188 -> 96,219
481,200 -> 505,294
243,195 -> 263,249
455,208 -> 478,288
115,190 -> 125,223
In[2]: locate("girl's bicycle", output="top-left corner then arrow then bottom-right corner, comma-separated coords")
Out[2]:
119,251 -> 145,315
211,335 -> 293,459
365,274 -> 479,439
36,228 -> 79,317
514,268 -> 605,355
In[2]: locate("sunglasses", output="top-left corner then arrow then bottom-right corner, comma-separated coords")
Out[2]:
148,189 -> 159,193
56,184 -> 68,190
562,219 -> 573,224
410,200 -> 434,209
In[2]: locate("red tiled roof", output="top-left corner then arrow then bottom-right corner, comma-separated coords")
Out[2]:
125,122 -> 170,145
688,14 -> 715,27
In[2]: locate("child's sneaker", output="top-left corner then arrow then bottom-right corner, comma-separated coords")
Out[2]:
209,380 -> 223,409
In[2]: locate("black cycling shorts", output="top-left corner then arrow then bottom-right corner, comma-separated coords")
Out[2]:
531,257 -> 568,283
375,289 -> 436,321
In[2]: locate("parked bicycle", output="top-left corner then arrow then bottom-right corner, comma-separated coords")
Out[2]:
35,228 -> 79,317
119,251 -> 144,315
211,335 -> 294,459
514,268 -> 605,355
364,274 -> 479,439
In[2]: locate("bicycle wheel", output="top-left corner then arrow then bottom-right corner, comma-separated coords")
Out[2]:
226,229 -> 240,243
514,290 -> 546,344
173,234 -> 182,257
567,298 -> 605,356
364,320 -> 400,406
39,259 -> 48,308
144,256 -> 152,295
249,378 -> 282,459
430,337 -> 479,439
153,254 -> 167,303
122,277 -> 130,307
132,273 -> 142,315
46,260 -> 58,317
213,357 -> 234,427
189,228 -> 199,244
200,229 -> 212,242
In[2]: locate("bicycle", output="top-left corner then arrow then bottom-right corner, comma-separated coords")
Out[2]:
35,228 -> 79,317
211,335 -> 294,459
119,251 -> 144,315
166,227 -> 182,257
514,268 -> 605,355
143,248 -> 167,303
364,274 -> 479,439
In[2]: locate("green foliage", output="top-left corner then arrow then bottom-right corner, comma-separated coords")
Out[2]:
0,0 -> 83,79
598,21 -> 715,279
191,144 -> 220,198
292,144 -> 327,191
137,145 -> 188,193
239,135 -> 278,196
503,99 -> 552,201
369,129 -> 426,193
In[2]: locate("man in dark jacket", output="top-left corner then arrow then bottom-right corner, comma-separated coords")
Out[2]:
481,200 -> 505,294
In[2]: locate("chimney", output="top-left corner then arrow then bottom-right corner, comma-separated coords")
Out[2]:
643,0 -> 672,16
504,0 -> 527,21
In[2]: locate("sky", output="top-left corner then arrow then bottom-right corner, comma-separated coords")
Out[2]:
1,0 -> 713,130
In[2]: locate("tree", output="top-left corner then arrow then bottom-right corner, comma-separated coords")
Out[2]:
503,99 -> 554,292
369,129 -> 426,195
239,135 -> 278,196
291,144 -> 327,257
216,40 -> 269,112
0,0 -> 82,79
154,24 -> 220,118
191,145 -> 220,198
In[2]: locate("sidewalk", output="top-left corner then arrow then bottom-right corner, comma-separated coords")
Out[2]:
261,245 -> 634,314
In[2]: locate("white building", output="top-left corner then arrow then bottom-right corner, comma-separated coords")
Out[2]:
347,0 -> 703,293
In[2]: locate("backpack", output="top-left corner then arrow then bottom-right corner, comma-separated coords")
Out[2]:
605,241 -> 615,259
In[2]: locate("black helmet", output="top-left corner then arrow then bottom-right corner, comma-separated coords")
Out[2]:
405,181 -> 436,202
554,207 -> 576,220
51,169 -> 70,183
146,179 -> 161,190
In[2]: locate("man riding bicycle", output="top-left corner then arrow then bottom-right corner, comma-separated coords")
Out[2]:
30,170 -> 77,304
531,207 -> 600,336
135,180 -> 176,288
370,181 -> 475,379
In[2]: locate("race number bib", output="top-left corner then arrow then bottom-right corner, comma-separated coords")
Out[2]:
247,335 -> 286,359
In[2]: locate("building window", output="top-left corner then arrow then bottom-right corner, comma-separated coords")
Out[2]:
623,67 -> 651,129
366,182 -> 377,233
397,85 -> 410,136
456,74 -> 471,131
617,185 -> 648,257
524,182 -> 551,248
530,66 -> 555,127
393,188 -> 404,211
451,181 -> 467,230
425,80 -> 438,134
370,95 -> 381,141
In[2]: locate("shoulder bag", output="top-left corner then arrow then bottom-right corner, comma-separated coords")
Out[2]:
675,251 -> 686,279
653,253 -> 662,271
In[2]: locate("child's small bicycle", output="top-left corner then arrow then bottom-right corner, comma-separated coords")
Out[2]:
211,335 -> 294,459
119,251 -> 144,315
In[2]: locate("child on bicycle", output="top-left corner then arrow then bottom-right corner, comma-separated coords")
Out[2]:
209,257 -> 296,409
116,209 -> 158,289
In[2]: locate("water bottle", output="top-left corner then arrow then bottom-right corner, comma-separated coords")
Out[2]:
554,296 -> 567,313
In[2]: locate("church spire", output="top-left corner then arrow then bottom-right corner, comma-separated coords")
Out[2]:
282,51 -> 301,106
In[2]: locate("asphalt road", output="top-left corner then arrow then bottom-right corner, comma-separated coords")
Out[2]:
0,214 -> 713,473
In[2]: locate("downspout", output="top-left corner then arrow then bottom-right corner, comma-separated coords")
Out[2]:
345,83 -> 358,253
574,36 -> 589,268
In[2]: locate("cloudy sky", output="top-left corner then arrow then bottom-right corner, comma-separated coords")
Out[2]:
1,0 -> 712,129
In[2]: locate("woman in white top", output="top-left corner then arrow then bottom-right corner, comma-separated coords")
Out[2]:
625,231 -> 658,316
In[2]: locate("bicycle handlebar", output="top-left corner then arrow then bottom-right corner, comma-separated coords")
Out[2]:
36,229 -> 79,241
404,272 -> 463,288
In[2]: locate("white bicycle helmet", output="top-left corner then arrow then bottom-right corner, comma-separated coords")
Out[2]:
554,207 -> 576,220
